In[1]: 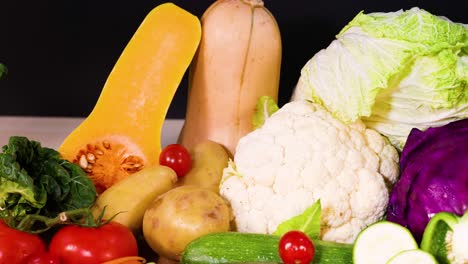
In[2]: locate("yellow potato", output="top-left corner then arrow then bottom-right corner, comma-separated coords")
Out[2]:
179,140 -> 230,193
142,185 -> 232,260
91,165 -> 177,232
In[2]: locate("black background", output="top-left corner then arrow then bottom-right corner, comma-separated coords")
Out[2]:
1,0 -> 466,118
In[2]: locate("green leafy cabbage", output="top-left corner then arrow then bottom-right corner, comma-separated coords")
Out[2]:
293,7 -> 467,149
0,136 -> 97,229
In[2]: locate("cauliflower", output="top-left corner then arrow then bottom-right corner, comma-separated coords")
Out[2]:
219,101 -> 400,243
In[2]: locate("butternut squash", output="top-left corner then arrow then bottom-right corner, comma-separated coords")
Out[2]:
59,3 -> 201,192
178,0 -> 282,156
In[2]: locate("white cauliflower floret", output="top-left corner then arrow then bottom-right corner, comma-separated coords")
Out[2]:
220,101 -> 399,243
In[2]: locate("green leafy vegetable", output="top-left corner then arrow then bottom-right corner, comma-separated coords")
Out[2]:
252,95 -> 279,129
0,63 -> 7,79
273,199 -> 321,239
0,136 -> 97,232
293,7 -> 468,149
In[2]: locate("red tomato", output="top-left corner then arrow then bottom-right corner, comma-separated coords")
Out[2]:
278,230 -> 315,264
26,251 -> 61,264
159,144 -> 192,177
0,220 -> 46,264
48,222 -> 138,264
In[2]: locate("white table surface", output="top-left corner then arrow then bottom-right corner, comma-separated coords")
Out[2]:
0,116 -> 184,150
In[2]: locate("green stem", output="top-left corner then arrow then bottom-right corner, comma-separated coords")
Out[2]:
16,208 -> 93,233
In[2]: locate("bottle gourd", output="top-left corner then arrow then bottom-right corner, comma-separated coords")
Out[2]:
59,3 -> 201,192
178,0 -> 282,156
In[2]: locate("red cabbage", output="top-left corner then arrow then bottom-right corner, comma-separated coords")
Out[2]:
386,118 -> 468,242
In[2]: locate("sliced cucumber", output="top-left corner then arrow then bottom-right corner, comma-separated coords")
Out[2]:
353,221 -> 418,264
386,249 -> 438,264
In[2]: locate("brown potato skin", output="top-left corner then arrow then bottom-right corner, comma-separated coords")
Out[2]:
91,165 -> 178,232
178,140 -> 230,193
142,185 -> 232,260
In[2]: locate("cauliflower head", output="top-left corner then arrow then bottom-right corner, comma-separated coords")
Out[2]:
219,101 -> 400,243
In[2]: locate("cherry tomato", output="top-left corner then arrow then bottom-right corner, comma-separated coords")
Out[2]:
48,221 -> 138,264
159,144 -> 192,177
26,251 -> 61,264
278,230 -> 315,264
0,220 -> 47,264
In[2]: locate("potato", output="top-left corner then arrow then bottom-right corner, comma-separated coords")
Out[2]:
178,140 -> 230,193
91,165 -> 178,232
142,185 -> 232,260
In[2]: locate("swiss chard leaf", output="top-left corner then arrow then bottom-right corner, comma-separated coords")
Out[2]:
59,160 -> 97,211
0,138 -> 47,218
273,199 -> 322,239
0,136 -> 97,230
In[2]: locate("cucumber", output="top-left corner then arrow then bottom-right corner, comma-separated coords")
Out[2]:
353,221 -> 418,264
386,249 -> 438,264
180,232 -> 353,264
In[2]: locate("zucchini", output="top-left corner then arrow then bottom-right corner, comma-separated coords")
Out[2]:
353,221 -> 418,264
180,232 -> 353,264
386,249 -> 438,264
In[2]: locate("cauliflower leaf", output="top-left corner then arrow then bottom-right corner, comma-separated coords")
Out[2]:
273,199 -> 321,239
252,96 -> 279,129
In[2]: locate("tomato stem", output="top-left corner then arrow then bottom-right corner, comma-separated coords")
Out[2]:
14,208 -> 93,233
4,206 -> 122,234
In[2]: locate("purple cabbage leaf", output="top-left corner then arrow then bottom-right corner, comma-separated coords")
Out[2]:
386,118 -> 468,242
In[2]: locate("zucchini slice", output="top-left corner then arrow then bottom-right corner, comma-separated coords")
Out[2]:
353,221 -> 418,264
386,249 -> 438,264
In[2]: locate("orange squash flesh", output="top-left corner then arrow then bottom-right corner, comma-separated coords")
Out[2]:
59,3 -> 201,191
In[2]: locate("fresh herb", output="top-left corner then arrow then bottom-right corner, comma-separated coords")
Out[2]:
0,136 -> 97,232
